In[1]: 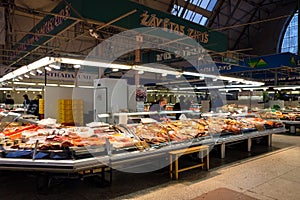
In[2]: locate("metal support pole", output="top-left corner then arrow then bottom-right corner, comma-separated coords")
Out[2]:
298,0 -> 300,55
268,134 -> 272,147
44,67 -> 47,86
221,143 -> 225,158
247,138 -> 252,152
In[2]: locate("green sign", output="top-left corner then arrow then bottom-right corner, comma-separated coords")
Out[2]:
11,0 -> 83,62
80,0 -> 227,52
13,0 -> 227,63
247,58 -> 268,68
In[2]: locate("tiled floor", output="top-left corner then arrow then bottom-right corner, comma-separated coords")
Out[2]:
0,133 -> 299,200
115,133 -> 300,200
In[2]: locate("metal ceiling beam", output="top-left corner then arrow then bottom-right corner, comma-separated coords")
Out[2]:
7,20 -> 80,67
224,0 -> 242,27
232,7 -> 259,50
243,0 -> 271,14
176,0 -> 212,18
207,0 -> 225,27
167,0 -> 176,13
180,0 -> 190,18
12,4 -> 106,27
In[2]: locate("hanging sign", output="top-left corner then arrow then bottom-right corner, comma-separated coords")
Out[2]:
10,2 -> 78,61
140,11 -> 209,44
32,71 -> 98,82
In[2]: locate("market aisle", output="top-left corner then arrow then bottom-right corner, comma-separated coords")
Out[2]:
115,134 -> 300,200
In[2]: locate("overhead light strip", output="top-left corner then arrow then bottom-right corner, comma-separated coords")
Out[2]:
0,56 -> 264,87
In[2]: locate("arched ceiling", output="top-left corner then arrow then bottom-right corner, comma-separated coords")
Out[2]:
133,0 -> 297,55
0,0 -> 298,69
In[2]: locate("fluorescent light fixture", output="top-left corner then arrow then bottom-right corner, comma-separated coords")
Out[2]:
242,87 -> 269,91
0,87 -> 12,91
37,69 -> 43,74
219,88 -> 241,92
196,85 -> 225,90
13,82 -> 36,86
59,57 -> 132,70
38,83 -> 58,86
161,73 -> 167,77
218,76 -> 244,83
242,80 -> 264,86
147,89 -> 158,92
134,65 -> 180,76
49,62 -> 61,70
78,85 -> 94,89
176,87 -> 193,90
27,57 -> 54,70
60,84 -> 75,88
15,88 -> 42,92
73,64 -> 81,69
24,74 -> 30,78
226,84 -> 262,88
182,72 -> 264,86
0,57 -> 55,83
28,88 -> 43,92
18,76 -> 23,80
182,71 -> 217,79
29,71 -> 36,76
45,66 -> 52,71
112,68 -> 119,72
274,86 -> 300,90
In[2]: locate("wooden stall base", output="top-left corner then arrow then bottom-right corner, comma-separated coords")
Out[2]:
169,145 -> 209,180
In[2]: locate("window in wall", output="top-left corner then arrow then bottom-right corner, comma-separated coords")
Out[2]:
281,11 -> 298,54
171,0 -> 217,26
190,0 -> 217,11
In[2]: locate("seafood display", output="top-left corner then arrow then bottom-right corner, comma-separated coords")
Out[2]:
0,124 -> 137,152
0,114 -> 284,160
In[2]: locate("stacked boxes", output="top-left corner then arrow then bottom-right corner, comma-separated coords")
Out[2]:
72,99 -> 84,126
39,99 -> 44,114
58,99 -> 83,125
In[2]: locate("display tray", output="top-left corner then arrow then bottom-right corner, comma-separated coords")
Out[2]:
241,128 -> 258,133
211,131 -> 235,138
264,124 -> 276,129
1,149 -> 72,160
0,143 -> 140,160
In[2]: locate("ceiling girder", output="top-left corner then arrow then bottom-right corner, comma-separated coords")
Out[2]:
232,6 -> 259,50
207,0 -> 226,27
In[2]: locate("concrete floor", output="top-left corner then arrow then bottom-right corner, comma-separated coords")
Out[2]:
114,133 -> 300,200
0,133 -> 299,200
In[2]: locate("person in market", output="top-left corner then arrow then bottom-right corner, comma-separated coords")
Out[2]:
149,97 -> 170,122
4,94 -> 15,110
27,94 -> 42,119
22,94 -> 31,109
173,96 -> 189,120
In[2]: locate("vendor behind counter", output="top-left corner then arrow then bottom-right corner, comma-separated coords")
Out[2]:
27,94 -> 42,119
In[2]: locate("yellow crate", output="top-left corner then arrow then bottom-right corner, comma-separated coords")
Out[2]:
72,101 -> 83,106
59,110 -> 73,115
72,105 -> 83,110
59,116 -> 73,120
59,117 -> 73,122
58,99 -> 72,105
58,104 -> 73,110
72,110 -> 83,115
59,120 -> 74,124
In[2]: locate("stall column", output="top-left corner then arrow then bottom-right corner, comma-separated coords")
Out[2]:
298,0 -> 300,56
135,34 -> 143,86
